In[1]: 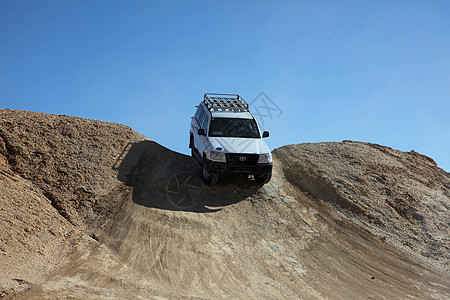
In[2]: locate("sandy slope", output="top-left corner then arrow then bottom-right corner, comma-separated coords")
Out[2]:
0,109 -> 449,299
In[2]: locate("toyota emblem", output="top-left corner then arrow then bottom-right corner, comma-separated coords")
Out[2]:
239,156 -> 246,161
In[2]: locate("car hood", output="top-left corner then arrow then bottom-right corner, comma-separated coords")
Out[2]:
207,137 -> 270,155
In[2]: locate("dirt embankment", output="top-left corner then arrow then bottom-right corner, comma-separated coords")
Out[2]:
274,142 -> 450,272
0,109 -> 145,295
0,109 -> 449,299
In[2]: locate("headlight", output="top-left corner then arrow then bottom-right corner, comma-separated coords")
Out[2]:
258,153 -> 272,164
209,151 -> 226,162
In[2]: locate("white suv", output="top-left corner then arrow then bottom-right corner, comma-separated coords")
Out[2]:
189,93 -> 272,185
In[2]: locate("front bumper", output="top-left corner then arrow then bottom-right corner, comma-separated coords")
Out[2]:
205,158 -> 273,175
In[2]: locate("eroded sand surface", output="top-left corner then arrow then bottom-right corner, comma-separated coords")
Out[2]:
1,109 -> 449,299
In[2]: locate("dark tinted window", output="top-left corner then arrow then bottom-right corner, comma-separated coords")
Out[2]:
194,106 -> 203,123
201,113 -> 209,131
198,109 -> 206,127
209,118 -> 260,138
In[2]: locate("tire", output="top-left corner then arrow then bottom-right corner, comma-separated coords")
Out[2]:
255,173 -> 272,185
202,161 -> 219,185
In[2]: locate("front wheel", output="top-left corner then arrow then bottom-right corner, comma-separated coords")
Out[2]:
255,173 -> 272,185
202,163 -> 219,185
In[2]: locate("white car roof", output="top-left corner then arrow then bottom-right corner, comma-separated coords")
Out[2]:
210,110 -> 254,119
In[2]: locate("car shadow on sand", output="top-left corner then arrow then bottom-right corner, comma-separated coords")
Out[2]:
115,140 -> 264,212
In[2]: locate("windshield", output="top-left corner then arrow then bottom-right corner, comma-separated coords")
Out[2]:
209,117 -> 260,138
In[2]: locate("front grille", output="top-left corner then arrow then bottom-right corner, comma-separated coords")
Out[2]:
225,153 -> 259,165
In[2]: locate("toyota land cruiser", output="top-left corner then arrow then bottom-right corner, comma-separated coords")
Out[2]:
189,93 -> 272,185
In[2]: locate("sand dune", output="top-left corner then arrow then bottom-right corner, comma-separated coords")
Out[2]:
1,109 -> 448,299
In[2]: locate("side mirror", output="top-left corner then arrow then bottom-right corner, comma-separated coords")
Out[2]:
198,128 -> 206,136
262,131 -> 269,138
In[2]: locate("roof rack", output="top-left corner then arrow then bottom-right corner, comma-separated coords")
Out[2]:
204,93 -> 249,112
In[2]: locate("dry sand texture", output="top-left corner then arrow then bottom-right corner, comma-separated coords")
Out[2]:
0,109 -> 449,299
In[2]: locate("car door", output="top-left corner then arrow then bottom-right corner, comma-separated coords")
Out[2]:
197,110 -> 211,157
192,105 -> 203,141
199,111 -> 211,156
193,106 -> 206,154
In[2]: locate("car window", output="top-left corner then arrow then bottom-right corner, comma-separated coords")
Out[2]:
195,106 -> 203,124
201,113 -> 209,131
198,109 -> 206,127
209,118 -> 260,138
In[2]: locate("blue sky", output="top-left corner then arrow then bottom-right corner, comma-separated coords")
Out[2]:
1,0 -> 449,171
